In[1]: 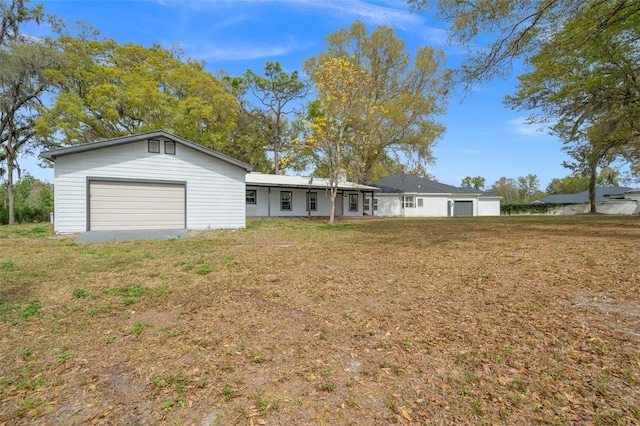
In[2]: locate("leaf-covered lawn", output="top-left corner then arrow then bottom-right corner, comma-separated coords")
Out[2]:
1,216 -> 639,425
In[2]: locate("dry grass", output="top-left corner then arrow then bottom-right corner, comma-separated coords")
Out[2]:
1,216 -> 639,425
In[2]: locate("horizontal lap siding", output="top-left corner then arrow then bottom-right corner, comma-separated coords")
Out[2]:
53,139 -> 246,233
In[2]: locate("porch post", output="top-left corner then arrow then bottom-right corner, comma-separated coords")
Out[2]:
268,187 -> 271,217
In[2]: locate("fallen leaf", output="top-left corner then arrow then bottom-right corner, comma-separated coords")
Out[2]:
400,407 -> 413,422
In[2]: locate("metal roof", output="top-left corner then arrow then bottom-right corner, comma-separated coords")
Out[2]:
532,186 -> 633,204
39,130 -> 253,172
246,173 -> 379,191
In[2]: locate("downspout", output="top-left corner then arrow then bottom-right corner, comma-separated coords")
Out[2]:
268,187 -> 271,217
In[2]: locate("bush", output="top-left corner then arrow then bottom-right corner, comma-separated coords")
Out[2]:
501,203 -> 566,215
0,206 -> 51,225
0,174 -> 53,225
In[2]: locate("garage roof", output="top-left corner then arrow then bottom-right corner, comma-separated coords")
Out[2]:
39,130 -> 253,172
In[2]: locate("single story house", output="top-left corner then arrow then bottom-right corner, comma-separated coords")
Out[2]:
369,174 -> 501,217
40,130 -> 253,233
245,173 -> 379,218
532,186 -> 640,215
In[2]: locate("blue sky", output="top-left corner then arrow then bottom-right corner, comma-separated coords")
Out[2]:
24,0 -> 578,189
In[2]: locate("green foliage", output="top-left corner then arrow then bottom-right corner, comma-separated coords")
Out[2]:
0,174 -> 53,224
1,23 -> 62,224
461,176 -> 485,191
244,61 -> 308,174
18,301 -> 41,319
72,289 -> 89,299
406,0 -> 640,89
489,174 -> 544,204
409,0 -> 640,188
546,174 -> 590,195
103,284 -> 151,306
517,174 -> 542,204
504,3 -> 640,195
501,203 -> 565,215
57,353 -> 74,363
220,75 -> 272,172
38,35 -> 239,156
304,20 -> 448,185
130,322 -> 150,335
546,169 -> 621,194
0,1 -> 45,45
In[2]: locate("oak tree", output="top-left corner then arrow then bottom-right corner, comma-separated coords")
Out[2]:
505,5 -> 640,211
1,0 -> 61,224
38,33 -> 238,155
407,0 -> 640,88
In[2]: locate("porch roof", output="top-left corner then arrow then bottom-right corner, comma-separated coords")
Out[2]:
246,173 -> 379,192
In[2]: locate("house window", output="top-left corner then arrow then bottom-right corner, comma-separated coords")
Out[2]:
280,191 -> 292,211
165,141 -> 176,155
148,139 -> 160,153
417,198 -> 424,207
363,197 -> 370,211
373,198 -> 378,211
349,193 -> 359,211
246,189 -> 257,204
306,192 -> 317,211
403,196 -> 414,208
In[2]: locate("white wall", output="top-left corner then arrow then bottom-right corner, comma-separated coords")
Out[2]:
375,194 -> 402,217
53,138 -> 246,233
374,193 -> 501,217
546,201 -> 639,215
478,198 -> 501,216
375,194 -> 454,217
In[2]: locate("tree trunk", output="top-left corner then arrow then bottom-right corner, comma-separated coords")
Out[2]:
273,114 -> 280,175
329,184 -> 336,225
7,160 -> 15,224
588,159 -> 597,214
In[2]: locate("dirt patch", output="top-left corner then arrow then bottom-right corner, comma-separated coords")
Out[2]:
571,292 -> 640,340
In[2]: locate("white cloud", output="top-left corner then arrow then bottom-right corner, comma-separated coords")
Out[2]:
190,38 -> 313,61
159,0 -> 424,29
508,117 -> 548,137
301,0 -> 423,29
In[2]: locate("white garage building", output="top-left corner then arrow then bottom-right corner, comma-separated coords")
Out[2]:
40,130 -> 252,233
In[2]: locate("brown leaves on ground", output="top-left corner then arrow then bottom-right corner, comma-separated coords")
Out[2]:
0,216 -> 639,425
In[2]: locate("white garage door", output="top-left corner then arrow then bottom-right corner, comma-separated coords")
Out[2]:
89,180 -> 185,230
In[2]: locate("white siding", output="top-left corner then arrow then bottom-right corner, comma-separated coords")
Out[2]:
405,195 -> 449,217
53,138 -> 246,233
374,193 -> 503,217
478,198 -> 501,216
375,195 -> 402,217
375,194 -> 451,217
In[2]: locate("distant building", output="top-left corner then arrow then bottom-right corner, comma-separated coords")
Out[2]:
369,174 -> 501,217
531,187 -> 640,215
